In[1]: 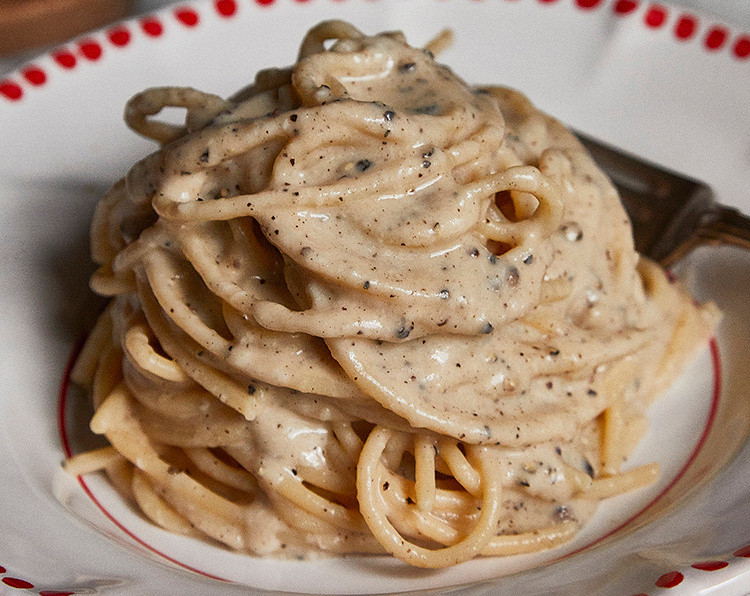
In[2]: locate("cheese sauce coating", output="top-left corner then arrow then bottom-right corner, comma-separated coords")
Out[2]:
68,21 -> 718,568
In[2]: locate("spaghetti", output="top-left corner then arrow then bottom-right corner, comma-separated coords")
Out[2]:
65,21 -> 719,568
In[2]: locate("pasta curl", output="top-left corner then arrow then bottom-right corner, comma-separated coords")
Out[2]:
66,21 -> 719,567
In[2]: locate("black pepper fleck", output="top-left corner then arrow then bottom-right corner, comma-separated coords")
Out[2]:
413,104 -> 440,116
395,321 -> 414,339
582,458 -> 595,478
356,159 -> 372,172
507,266 -> 519,286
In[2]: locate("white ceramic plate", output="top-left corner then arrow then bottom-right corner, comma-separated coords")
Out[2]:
1,1 -> 749,594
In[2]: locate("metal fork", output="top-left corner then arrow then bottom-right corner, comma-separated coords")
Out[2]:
576,133 -> 750,268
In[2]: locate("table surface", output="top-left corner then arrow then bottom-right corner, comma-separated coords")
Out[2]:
1,0 -> 749,76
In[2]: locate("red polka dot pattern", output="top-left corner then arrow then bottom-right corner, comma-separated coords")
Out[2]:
645,5 -> 667,28
674,15 -> 697,40
53,51 -> 76,69
705,27 -> 728,50
2,577 -> 34,589
655,571 -> 684,588
691,560 -> 729,571
22,67 -> 46,85
0,565 -> 5,573
614,0 -> 638,13
734,36 -> 750,59
141,17 -> 164,37
79,41 -> 103,60
734,544 -> 750,557
175,8 -> 200,27
0,0 -> 747,104
0,81 -> 22,100
108,27 -> 131,47
216,0 -> 237,15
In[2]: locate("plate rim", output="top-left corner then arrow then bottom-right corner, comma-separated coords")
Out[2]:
0,0 -> 749,594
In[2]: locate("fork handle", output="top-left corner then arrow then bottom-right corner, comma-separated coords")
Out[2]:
661,204 -> 750,268
698,205 -> 750,251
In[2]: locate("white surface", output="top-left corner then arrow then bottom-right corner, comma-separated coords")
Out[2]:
0,0 -> 749,594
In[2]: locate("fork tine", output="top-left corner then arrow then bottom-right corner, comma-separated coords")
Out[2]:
575,132 -> 750,267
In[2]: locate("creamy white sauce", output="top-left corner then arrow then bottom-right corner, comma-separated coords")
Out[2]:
83,21 -> 718,560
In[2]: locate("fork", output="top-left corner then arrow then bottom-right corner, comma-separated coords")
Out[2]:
576,132 -> 750,268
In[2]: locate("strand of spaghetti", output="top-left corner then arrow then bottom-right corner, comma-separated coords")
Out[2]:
463,166 -> 564,232
90,386 -> 252,549
70,303 -> 113,386
131,469 -> 201,537
600,406 -> 622,476
125,87 -> 229,144
90,265 -> 136,297
381,431 -> 411,470
414,435 -> 437,511
262,490 -> 384,553
380,467 -> 477,511
137,280 -> 263,420
90,178 -> 128,264
265,488 -> 350,535
124,319 -> 190,383
104,458 -> 135,502
438,439 -> 481,496
64,446 -> 123,476
332,421 -> 364,456
184,448 -> 259,494
599,358 -> 638,475
294,464 -> 356,496
91,346 -> 123,409
445,125 -> 503,169
268,471 -> 368,532
296,20 -> 365,61
561,463 -> 593,494
587,463 -> 660,501
482,521 -> 578,556
538,277 -> 574,304
154,158 -> 432,223
380,490 -> 468,546
424,29 -> 454,57
357,426 -> 502,568
143,251 -> 232,354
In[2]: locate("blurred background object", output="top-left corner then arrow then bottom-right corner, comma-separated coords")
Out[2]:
0,0 -> 748,72
0,0 -> 133,56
